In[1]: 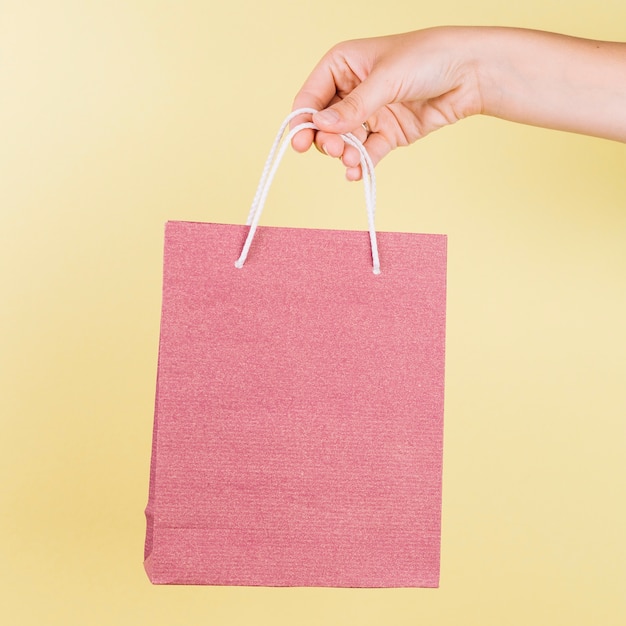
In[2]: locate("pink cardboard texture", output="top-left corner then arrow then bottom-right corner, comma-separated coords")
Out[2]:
145,221 -> 447,587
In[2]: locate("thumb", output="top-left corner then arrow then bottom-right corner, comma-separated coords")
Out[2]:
312,72 -> 392,133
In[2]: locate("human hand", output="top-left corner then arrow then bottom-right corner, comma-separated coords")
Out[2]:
291,28 -> 483,180
292,27 -> 626,179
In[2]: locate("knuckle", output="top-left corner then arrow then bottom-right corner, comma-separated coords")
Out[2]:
341,92 -> 365,120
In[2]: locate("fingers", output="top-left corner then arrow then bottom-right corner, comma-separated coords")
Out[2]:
313,124 -> 369,180
313,130 -> 345,158
289,100 -> 316,154
312,70 -> 393,134
291,127 -> 315,154
291,42 -> 397,179
344,133 -> 394,180
292,44 -> 394,151
362,132 -> 394,168
291,52 -> 344,152
316,125 -> 394,182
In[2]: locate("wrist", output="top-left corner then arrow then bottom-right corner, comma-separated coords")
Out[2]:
433,26 -> 486,120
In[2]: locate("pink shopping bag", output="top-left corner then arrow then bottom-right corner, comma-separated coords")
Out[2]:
144,111 -> 447,587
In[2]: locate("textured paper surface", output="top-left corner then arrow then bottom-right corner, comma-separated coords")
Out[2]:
145,221 -> 447,587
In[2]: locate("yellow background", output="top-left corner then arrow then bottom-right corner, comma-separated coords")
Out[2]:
1,1 -> 624,624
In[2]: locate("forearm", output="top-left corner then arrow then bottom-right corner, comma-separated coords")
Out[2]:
292,26 -> 625,178
464,27 -> 626,141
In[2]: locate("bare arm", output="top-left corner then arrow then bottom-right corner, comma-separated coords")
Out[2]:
292,27 -> 626,180
476,28 -> 626,140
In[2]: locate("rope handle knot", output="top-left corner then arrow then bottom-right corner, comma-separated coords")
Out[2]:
235,108 -> 381,275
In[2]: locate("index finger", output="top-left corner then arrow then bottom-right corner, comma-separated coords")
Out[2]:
291,52 -> 339,152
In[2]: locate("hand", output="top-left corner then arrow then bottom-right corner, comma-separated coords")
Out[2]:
291,28 -> 482,180
291,27 -> 626,180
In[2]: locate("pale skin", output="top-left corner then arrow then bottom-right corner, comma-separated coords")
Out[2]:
291,27 -> 626,180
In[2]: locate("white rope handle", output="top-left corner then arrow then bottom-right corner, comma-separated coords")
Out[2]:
235,108 -> 381,275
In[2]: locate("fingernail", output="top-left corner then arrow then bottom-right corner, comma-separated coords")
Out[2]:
322,144 -> 329,155
315,109 -> 340,126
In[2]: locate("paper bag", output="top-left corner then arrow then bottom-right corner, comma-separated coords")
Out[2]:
145,108 -> 447,586
144,220 -> 447,587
